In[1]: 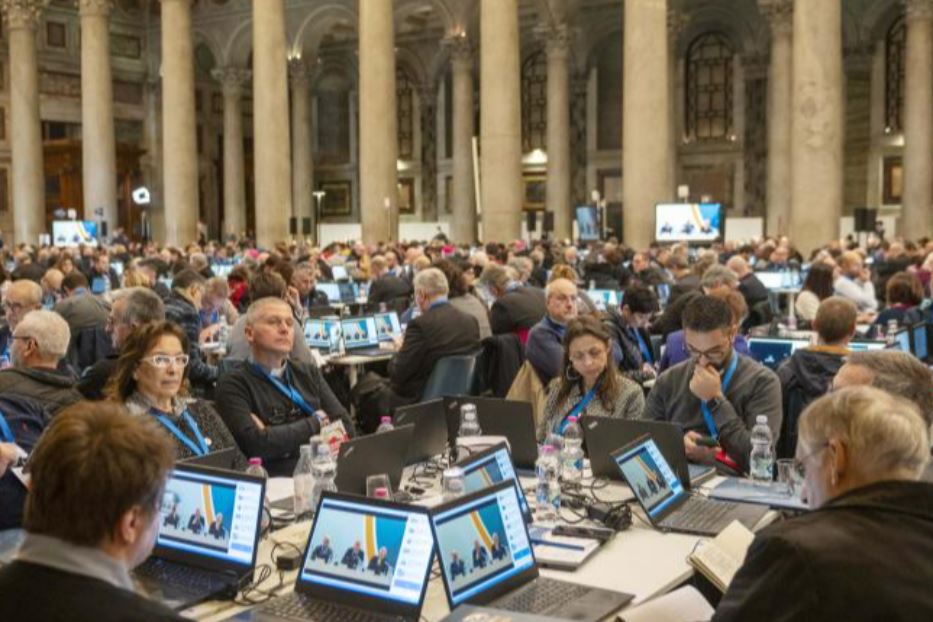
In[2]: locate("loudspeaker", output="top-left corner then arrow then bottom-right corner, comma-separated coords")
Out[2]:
543,211 -> 555,232
526,211 -> 538,233
289,217 -> 298,236
302,218 -> 312,235
100,220 -> 108,238
854,208 -> 877,233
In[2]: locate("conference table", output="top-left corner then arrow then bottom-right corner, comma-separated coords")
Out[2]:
183,465 -> 776,622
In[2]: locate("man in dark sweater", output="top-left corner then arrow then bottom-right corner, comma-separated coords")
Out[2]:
644,295 -> 782,473
0,402 -> 184,622
164,269 -> 217,393
215,297 -> 355,476
368,255 -> 413,307
480,263 -> 546,336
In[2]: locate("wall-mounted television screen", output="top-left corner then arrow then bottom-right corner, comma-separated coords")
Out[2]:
655,203 -> 722,243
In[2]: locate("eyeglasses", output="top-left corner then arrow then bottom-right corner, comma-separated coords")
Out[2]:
684,340 -> 731,361
569,347 -> 607,364
1,301 -> 24,313
792,442 -> 829,479
140,354 -> 190,369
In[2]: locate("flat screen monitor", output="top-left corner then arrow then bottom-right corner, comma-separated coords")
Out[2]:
655,203 -> 721,243
575,206 -> 600,242
52,221 -> 98,247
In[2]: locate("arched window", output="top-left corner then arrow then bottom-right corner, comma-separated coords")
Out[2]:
885,16 -> 906,133
685,32 -> 734,141
521,50 -> 548,152
397,68 -> 415,160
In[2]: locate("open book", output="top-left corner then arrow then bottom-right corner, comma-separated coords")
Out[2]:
687,520 -> 756,592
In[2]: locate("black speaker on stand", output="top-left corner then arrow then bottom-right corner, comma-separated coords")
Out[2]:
525,211 -> 538,240
289,217 -> 298,236
302,218 -> 312,236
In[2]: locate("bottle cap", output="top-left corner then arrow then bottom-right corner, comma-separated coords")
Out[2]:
248,457 -> 262,466
381,416 -> 392,423
756,415 -> 768,424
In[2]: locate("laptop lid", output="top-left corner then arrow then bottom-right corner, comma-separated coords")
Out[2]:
374,311 -> 403,342
153,464 -> 264,574
849,340 -> 886,352
890,328 -> 912,353
341,316 -> 380,351
911,323 -> 930,362
755,272 -> 795,290
334,424 -> 415,495
443,397 -> 538,469
318,283 -> 341,304
587,289 -> 621,311
429,481 -> 538,609
304,318 -> 339,352
610,435 -> 686,526
456,442 -> 532,523
747,337 -> 809,370
331,265 -> 349,281
294,492 -> 435,619
394,399 -> 449,465
338,282 -> 359,303
178,448 -> 238,471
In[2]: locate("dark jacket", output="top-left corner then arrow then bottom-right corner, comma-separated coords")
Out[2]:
738,272 -> 769,309
479,332 -> 525,398
215,360 -> 354,476
490,286 -> 546,335
715,481 -> 933,622
525,316 -> 566,386
86,267 -> 120,292
0,560 -> 184,622
388,301 -> 481,400
53,290 -> 110,334
0,366 -> 81,415
603,308 -> 656,385
775,347 -> 846,459
368,274 -> 413,306
76,354 -> 118,400
650,289 -> 701,339
164,291 -> 217,388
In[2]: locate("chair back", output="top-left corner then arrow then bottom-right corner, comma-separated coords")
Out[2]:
421,352 -> 480,401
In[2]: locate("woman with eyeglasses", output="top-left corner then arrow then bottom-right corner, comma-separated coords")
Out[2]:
105,321 -> 247,469
541,316 -> 644,440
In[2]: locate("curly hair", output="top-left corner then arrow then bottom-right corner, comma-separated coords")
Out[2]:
105,320 -> 190,402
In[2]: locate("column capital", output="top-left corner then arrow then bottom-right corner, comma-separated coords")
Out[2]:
443,34 -> 474,72
211,66 -> 251,97
78,0 -> 113,18
0,0 -> 49,30
906,0 -> 933,21
667,7 -> 690,38
288,58 -> 311,90
537,24 -> 572,60
759,0 -> 793,36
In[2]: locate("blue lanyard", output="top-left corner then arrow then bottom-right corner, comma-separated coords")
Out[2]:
699,352 -> 739,440
251,363 -> 317,418
556,380 -> 601,434
152,408 -> 209,456
631,328 -> 653,365
0,413 -> 13,443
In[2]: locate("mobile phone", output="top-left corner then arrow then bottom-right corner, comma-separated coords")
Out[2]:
694,436 -> 719,448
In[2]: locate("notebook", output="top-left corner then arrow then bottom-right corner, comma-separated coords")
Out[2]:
687,520 -> 755,592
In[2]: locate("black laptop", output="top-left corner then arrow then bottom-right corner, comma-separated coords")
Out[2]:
456,442 -> 533,523
133,463 -> 264,611
580,417 -> 714,489
430,481 -> 633,621
394,399 -> 449,465
443,397 -> 538,469
611,435 -> 768,537
241,491 -> 435,622
179,447 -> 239,471
334,424 -> 415,495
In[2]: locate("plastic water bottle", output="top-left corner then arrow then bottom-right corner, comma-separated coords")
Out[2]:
459,404 -> 482,438
245,457 -> 272,531
534,445 -> 561,522
292,445 -> 314,519
749,415 -> 774,484
376,416 -> 395,434
310,444 -> 337,512
560,417 -> 584,484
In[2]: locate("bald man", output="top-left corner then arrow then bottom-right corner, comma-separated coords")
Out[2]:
833,252 -> 877,313
525,279 -> 579,385
0,280 -> 43,369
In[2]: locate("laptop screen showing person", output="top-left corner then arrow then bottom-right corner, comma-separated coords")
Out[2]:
296,495 -> 435,609
458,443 -> 532,522
431,482 -> 535,607
304,318 -> 339,351
612,437 -> 685,521
156,466 -> 264,569
374,312 -> 403,342
341,317 -> 380,350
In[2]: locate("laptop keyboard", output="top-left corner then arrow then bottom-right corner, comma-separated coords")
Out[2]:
261,593 -> 399,622
497,578 -> 593,615
134,558 -> 232,594
661,496 -> 738,533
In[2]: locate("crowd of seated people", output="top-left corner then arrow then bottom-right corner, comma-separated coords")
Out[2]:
0,229 -> 931,619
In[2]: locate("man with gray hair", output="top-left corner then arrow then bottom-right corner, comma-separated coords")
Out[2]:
479,263 -> 546,336
833,349 -> 933,429
0,279 -> 43,369
77,287 -> 166,400
715,387 -> 933,621
0,310 -> 81,414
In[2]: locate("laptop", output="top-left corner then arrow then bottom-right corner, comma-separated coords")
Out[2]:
610,435 -> 768,536
911,322 -> 930,363
587,289 -> 621,312
318,283 -> 342,304
331,265 -> 349,281
430,481 -> 633,621
443,397 -> 538,470
890,327 -> 912,353
756,272 -> 797,291
580,417 -> 714,489
304,318 -> 340,353
133,464 -> 265,611
394,399 -> 449,465
848,340 -> 887,352
339,282 -> 360,304
747,337 -> 810,370
334,425 -> 415,495
456,442 -> 533,522
341,316 -> 386,357
178,447 -> 239,471
373,311 -> 403,343
243,492 -> 435,622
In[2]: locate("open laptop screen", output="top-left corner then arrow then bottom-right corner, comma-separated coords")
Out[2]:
297,496 -> 434,606
304,318 -> 339,351
374,311 -> 402,342
157,467 -> 263,567
913,324 -> 928,361
342,317 -> 379,350
587,289 -> 621,311
431,483 -> 534,607
612,437 -> 685,521
849,341 -> 886,352
747,337 -> 809,370
317,283 -> 341,304
458,443 -> 531,521
891,329 -> 912,353
331,265 -> 349,281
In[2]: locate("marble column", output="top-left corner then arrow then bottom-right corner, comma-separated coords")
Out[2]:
420,83 -> 438,222
902,0 -> 933,238
761,0 -> 793,235
253,0 -> 291,247
623,0 -> 670,249
545,26 -> 572,240
1,0 -> 47,245
79,0 -> 117,233
480,0 -> 522,241
446,36 -> 475,243
789,0 -> 843,254
160,0 -> 198,245
212,67 -> 249,238
359,0 -> 398,242
865,41 -> 885,207
289,58 -> 313,237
